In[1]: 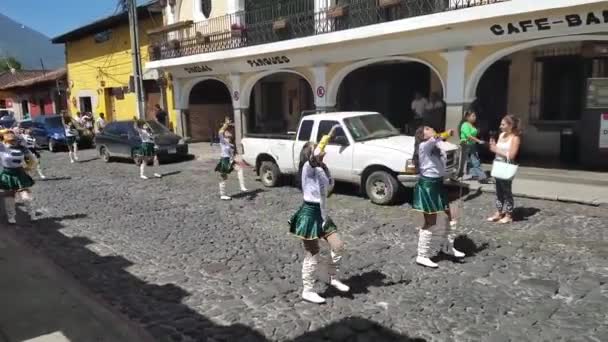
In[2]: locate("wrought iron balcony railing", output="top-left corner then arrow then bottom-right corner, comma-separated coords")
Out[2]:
148,0 -> 508,61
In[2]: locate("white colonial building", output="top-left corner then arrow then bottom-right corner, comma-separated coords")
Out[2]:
146,0 -> 608,168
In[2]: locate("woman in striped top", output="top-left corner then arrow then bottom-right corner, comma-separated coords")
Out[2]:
0,131 -> 36,224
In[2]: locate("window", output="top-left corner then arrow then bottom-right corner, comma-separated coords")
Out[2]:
297,120 -> 313,141
343,114 -> 399,142
103,123 -> 120,135
94,30 -> 112,43
539,56 -> 585,121
201,0 -> 212,18
316,120 -> 346,144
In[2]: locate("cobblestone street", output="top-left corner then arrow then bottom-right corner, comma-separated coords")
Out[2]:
8,148 -> 608,342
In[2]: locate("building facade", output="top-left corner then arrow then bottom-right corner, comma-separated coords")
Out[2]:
0,69 -> 68,120
52,2 -> 178,128
146,0 -> 608,167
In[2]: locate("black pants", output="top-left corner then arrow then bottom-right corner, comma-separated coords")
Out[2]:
495,179 -> 514,214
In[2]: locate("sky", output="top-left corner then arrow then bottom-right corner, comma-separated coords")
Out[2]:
0,0 -> 148,38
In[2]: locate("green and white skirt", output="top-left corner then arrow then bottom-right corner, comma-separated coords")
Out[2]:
0,167 -> 35,191
215,157 -> 234,175
413,176 -> 449,214
288,202 -> 337,240
66,136 -> 76,145
139,142 -> 156,157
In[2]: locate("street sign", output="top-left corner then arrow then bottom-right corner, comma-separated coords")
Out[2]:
600,113 -> 608,149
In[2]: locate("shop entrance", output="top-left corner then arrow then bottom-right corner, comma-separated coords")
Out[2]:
187,79 -> 233,142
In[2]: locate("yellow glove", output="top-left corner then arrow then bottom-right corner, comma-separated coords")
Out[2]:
317,135 -> 331,154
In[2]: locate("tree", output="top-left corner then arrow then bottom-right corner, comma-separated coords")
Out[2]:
0,57 -> 22,73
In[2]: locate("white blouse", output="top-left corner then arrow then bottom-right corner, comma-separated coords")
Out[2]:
301,162 -> 334,220
418,137 -> 446,178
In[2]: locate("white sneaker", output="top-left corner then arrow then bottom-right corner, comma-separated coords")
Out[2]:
442,245 -> 465,258
416,256 -> 438,268
154,173 -> 162,178
240,187 -> 248,192
450,220 -> 457,227
7,217 -> 16,224
40,174 -> 47,180
330,279 -> 350,292
70,159 -> 75,164
302,291 -> 326,304
220,195 -> 232,201
140,175 -> 149,180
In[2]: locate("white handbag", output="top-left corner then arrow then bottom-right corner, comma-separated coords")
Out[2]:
491,153 -> 518,180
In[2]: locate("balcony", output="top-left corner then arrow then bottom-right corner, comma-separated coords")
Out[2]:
148,0 -> 508,61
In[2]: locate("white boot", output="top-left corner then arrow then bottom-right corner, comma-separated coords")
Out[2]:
140,163 -> 148,179
37,165 -> 46,179
441,217 -> 465,258
302,254 -> 325,304
328,251 -> 350,292
219,181 -> 231,200
68,151 -> 75,164
416,228 -> 438,268
153,157 -> 162,178
21,191 -> 36,221
237,168 -> 248,192
4,196 -> 16,224
73,144 -> 79,161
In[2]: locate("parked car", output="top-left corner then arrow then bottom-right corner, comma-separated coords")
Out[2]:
94,120 -> 189,165
22,115 -> 94,151
0,110 -> 15,129
241,111 -> 461,205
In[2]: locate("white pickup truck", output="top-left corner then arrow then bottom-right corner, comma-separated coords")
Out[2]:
241,111 -> 460,205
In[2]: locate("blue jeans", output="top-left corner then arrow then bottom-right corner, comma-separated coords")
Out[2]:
464,144 -> 487,180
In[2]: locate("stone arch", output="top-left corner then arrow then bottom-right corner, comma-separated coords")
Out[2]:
465,34 -> 608,102
240,69 -> 314,109
326,56 -> 446,107
180,76 -> 233,110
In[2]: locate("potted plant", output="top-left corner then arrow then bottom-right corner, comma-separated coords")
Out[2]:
149,44 -> 161,60
195,32 -> 211,44
231,23 -> 246,37
327,5 -> 348,18
168,39 -> 181,50
379,0 -> 400,8
273,18 -> 288,31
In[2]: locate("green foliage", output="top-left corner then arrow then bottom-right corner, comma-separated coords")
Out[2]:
0,57 -> 22,73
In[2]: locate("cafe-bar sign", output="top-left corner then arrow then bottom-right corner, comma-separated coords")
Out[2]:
491,10 -> 608,36
184,65 -> 213,74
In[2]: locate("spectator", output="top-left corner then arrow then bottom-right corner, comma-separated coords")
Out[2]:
425,92 -> 446,131
411,92 -> 428,121
459,110 -> 487,182
96,113 -> 106,133
155,104 -> 168,126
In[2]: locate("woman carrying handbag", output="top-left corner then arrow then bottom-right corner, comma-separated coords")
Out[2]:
488,115 -> 521,224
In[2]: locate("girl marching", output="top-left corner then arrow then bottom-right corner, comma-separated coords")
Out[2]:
215,117 -> 247,200
0,131 -> 36,224
63,115 -> 79,163
134,119 -> 162,180
412,126 -> 465,268
288,126 -> 350,304
21,128 -> 47,179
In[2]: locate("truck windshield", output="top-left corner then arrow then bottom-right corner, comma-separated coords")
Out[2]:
344,114 -> 400,142
146,120 -> 171,134
45,116 -> 64,129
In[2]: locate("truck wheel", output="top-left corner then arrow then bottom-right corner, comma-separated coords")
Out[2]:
365,171 -> 399,205
260,161 -> 280,187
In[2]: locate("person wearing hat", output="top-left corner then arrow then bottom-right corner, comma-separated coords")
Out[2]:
0,131 -> 36,224
215,117 -> 247,200
134,119 -> 162,180
288,125 -> 350,304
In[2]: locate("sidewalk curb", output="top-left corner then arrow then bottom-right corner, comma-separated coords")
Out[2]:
464,184 -> 605,207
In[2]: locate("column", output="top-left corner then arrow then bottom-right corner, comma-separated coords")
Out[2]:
172,77 -> 186,137
441,48 -> 470,141
310,65 -> 331,112
228,74 -> 244,151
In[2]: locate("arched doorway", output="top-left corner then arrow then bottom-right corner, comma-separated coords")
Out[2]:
246,72 -> 314,134
187,79 -> 233,142
334,59 -> 445,133
471,38 -> 608,166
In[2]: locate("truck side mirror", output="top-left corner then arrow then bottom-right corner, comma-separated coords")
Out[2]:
334,136 -> 349,146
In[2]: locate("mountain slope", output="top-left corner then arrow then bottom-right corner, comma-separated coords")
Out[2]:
0,13 -> 64,69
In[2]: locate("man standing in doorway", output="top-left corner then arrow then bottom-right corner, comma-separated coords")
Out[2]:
155,104 -> 168,127
96,113 -> 106,134
408,92 -> 428,134
425,92 -> 446,131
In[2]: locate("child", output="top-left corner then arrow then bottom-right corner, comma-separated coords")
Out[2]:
215,117 -> 247,200
134,119 -> 162,180
0,131 -> 36,224
63,115 -> 79,163
21,128 -> 46,179
412,126 -> 465,268
288,125 -> 349,304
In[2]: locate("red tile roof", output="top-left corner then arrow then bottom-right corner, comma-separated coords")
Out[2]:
0,68 -> 66,90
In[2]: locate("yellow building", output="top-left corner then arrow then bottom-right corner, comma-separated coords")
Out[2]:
52,1 -> 178,129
